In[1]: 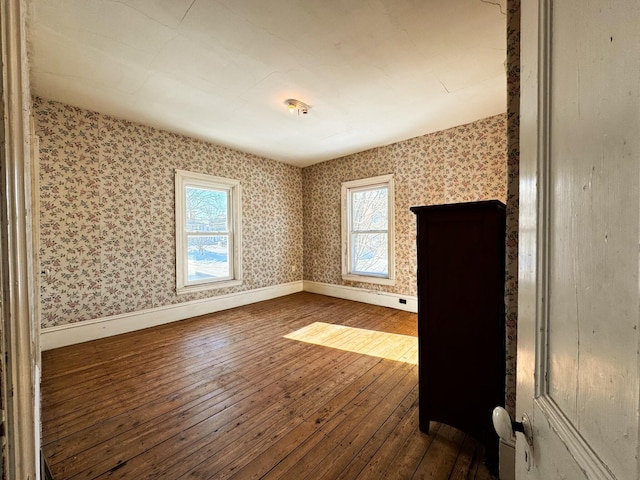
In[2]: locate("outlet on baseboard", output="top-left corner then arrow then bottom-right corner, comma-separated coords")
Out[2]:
399,298 -> 407,304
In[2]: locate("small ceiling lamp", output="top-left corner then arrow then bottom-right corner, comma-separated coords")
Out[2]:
285,99 -> 309,115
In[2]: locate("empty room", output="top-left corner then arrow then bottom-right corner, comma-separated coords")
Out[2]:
3,0 -> 519,478
4,0 -> 639,479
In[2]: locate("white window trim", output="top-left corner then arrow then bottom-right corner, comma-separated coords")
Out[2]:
341,174 -> 396,286
175,169 -> 242,294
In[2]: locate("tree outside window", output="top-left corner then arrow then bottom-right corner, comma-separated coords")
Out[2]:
342,175 -> 395,286
175,170 -> 242,293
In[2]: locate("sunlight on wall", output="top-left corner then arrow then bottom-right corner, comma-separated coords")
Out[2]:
284,322 -> 418,365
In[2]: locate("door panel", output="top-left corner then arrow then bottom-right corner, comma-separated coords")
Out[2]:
518,0 -> 640,478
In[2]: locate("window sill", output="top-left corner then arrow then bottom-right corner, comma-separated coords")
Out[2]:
176,279 -> 243,295
342,274 -> 396,286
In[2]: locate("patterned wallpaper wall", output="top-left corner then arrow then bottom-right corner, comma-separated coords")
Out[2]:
302,114 -> 508,297
35,98 -> 303,328
505,0 -> 521,416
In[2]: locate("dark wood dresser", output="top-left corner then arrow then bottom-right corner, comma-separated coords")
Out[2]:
410,200 -> 506,466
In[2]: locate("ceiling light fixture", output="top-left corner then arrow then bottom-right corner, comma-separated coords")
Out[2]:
285,99 -> 309,115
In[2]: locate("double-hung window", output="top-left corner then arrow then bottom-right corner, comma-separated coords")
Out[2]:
175,170 -> 242,293
341,174 -> 395,285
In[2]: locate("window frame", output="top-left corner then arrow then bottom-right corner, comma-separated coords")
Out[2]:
175,169 -> 242,294
341,174 -> 395,286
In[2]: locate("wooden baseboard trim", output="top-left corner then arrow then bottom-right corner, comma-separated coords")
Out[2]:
303,281 -> 417,313
40,281 -> 304,350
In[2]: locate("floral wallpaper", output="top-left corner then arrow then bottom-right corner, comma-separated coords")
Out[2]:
505,0 -> 521,417
35,97 -> 303,328
302,114 -> 508,297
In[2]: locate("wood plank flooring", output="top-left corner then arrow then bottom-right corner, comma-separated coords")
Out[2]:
41,292 -> 497,480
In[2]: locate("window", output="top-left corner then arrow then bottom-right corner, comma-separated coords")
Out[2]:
175,170 -> 242,293
341,174 -> 395,285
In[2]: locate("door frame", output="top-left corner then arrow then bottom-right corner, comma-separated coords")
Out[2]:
0,0 -> 40,478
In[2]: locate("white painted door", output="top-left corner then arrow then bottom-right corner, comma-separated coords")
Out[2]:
517,0 -> 640,479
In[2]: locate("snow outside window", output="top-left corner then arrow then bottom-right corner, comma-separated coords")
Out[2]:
341,174 -> 395,286
175,170 -> 242,293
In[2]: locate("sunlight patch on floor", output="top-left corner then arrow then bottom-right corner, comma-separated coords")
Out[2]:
284,322 -> 418,364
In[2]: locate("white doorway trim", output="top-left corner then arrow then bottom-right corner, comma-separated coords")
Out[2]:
0,0 -> 40,478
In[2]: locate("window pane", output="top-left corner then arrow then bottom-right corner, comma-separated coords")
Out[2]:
186,187 -> 228,232
351,232 -> 388,275
187,235 -> 230,281
351,187 -> 388,231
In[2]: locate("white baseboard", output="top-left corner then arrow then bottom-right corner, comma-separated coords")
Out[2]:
303,281 -> 417,313
40,281 -> 304,350
40,280 -> 417,350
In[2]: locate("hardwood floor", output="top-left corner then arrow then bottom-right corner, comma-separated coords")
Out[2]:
41,292 -> 497,480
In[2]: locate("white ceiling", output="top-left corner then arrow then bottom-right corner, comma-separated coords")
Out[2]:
28,0 -> 507,167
